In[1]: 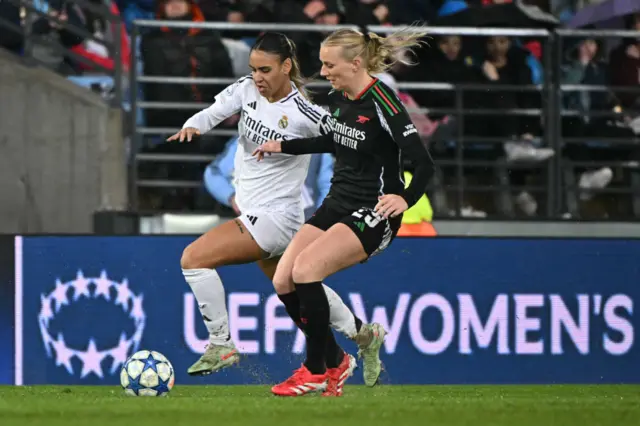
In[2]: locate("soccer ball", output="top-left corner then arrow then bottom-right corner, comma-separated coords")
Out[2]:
120,350 -> 175,396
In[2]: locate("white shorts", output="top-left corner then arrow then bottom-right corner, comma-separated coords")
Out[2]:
238,209 -> 303,258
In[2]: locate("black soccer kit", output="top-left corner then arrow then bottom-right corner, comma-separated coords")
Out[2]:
281,77 -> 434,256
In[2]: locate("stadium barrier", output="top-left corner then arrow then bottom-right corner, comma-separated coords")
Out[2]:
1,235 -> 637,385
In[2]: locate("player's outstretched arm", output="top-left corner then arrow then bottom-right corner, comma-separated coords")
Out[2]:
167,77 -> 249,142
252,132 -> 335,161
281,133 -> 336,155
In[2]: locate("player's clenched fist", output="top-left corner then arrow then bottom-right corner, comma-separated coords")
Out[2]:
167,127 -> 201,142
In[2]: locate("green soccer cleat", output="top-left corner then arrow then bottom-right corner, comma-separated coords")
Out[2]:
187,343 -> 240,376
356,323 -> 387,387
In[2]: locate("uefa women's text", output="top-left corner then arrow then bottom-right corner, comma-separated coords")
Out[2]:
184,292 -> 634,357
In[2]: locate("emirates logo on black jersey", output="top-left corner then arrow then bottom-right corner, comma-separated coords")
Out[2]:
332,120 -> 365,150
333,121 -> 366,141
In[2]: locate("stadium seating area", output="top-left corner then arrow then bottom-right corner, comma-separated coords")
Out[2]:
1,0 -> 639,219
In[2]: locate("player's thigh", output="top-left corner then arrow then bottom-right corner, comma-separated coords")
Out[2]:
257,256 -> 281,281
291,223 -> 368,283
239,210 -> 301,260
180,218 -> 266,269
272,224 -> 325,293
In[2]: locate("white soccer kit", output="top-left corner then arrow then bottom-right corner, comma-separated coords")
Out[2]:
183,75 -> 332,257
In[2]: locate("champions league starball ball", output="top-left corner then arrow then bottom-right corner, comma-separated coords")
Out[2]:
120,350 -> 175,396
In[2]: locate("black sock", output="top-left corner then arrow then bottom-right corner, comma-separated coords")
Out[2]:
325,330 -> 344,369
295,281 -> 329,375
277,291 -> 304,330
279,291 -> 344,368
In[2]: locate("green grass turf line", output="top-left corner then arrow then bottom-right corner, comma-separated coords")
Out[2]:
0,385 -> 638,426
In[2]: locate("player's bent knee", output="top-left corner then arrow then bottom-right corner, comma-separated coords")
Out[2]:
272,273 -> 294,294
180,244 -> 211,270
271,261 -> 293,293
291,254 -> 315,284
180,245 -> 196,270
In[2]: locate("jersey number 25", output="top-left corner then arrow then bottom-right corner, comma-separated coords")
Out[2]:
351,208 -> 383,228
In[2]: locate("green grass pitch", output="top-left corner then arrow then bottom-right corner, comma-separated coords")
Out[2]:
0,385 -> 638,426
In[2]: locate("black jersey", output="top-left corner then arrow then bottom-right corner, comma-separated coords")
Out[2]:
281,77 -> 434,212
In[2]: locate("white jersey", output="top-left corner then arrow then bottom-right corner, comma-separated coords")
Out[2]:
184,75 -> 331,214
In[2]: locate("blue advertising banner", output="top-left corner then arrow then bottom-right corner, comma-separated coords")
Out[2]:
19,236 -> 639,385
0,236 -> 15,384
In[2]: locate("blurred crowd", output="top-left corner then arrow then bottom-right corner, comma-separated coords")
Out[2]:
1,0 -> 639,219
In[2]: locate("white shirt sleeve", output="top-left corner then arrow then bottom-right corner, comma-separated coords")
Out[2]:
182,76 -> 251,133
314,108 -> 333,137
294,97 -> 333,137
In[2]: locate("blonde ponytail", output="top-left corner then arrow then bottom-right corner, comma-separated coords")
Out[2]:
322,25 -> 429,74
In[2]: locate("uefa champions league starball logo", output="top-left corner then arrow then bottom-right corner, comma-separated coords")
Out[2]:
38,270 -> 146,378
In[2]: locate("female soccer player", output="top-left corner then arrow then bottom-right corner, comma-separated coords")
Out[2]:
254,28 -> 434,397
168,33 -> 381,390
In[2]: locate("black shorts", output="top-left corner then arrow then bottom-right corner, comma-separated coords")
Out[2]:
307,199 -> 402,257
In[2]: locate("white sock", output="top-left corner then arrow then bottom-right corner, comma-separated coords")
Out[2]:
323,284 -> 358,339
182,268 -> 231,346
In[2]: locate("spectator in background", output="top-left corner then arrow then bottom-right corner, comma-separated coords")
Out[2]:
278,1 -> 390,80
561,36 -> 614,200
341,0 -> 390,26
197,0 -> 276,38
277,0 -> 340,79
401,34 -> 478,120
475,36 -> 536,140
138,0 -> 235,212
196,0 -> 242,22
387,0 -> 437,24
280,0 -> 387,27
70,0 -> 130,73
609,12 -> 640,131
29,0 -> 86,74
203,136 -> 335,219
116,0 -> 154,33
475,36 -> 551,159
562,36 -> 609,136
140,0 -> 234,130
474,35 -> 553,215
0,0 -> 23,53
382,67 -> 486,217
197,1 -> 274,77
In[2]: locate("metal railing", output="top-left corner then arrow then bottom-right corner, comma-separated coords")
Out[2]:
129,21 -> 640,218
0,0 -> 124,106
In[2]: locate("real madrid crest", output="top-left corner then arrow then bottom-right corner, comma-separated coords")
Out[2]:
278,115 -> 288,129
